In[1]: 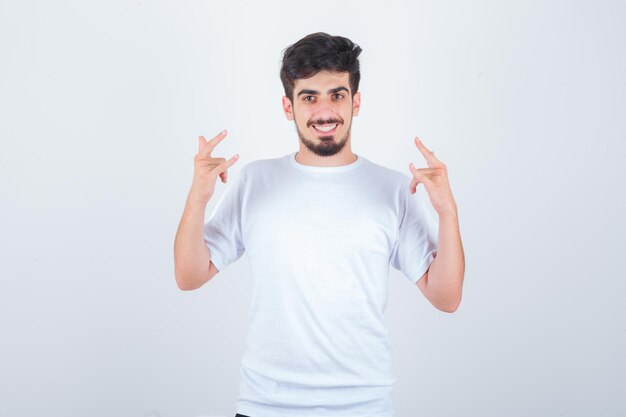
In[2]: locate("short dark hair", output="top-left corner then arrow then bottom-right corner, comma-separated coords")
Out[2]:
280,32 -> 362,101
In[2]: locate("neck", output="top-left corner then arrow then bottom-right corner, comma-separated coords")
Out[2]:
295,146 -> 357,167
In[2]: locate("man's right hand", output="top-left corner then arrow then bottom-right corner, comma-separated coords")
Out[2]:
187,129 -> 239,206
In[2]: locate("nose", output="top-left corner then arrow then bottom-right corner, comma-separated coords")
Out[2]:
312,103 -> 334,116
311,103 -> 338,119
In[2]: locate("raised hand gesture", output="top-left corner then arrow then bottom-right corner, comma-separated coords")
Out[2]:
408,136 -> 457,217
188,130 -> 239,206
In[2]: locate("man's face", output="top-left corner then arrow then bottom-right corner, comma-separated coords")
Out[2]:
282,70 -> 361,157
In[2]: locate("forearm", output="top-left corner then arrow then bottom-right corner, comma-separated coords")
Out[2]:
427,210 -> 465,311
173,198 -> 212,290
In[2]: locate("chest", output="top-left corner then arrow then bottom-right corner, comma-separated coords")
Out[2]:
242,178 -> 398,257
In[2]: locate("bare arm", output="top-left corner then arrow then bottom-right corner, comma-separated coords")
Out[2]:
408,136 -> 464,313
173,199 -> 218,291
415,211 -> 464,312
173,130 -> 238,291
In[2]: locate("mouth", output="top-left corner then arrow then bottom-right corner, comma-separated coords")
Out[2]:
311,123 -> 339,135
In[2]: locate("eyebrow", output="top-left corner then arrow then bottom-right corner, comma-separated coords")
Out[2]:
296,86 -> 350,96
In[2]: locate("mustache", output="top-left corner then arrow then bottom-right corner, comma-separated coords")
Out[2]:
307,117 -> 343,127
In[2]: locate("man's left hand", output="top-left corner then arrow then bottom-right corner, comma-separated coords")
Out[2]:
408,136 -> 457,217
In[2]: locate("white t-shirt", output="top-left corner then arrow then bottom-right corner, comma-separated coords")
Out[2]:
204,151 -> 439,417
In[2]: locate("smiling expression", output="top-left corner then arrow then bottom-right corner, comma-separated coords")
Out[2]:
282,70 -> 361,157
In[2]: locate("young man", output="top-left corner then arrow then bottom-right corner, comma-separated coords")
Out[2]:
174,32 -> 465,417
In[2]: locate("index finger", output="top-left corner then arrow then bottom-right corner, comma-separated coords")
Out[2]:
200,129 -> 228,157
414,136 -> 442,167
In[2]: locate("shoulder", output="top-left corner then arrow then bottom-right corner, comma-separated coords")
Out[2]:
236,155 -> 287,178
359,156 -> 411,189
240,157 -> 285,175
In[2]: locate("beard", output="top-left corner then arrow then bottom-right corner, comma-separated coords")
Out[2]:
294,117 -> 352,157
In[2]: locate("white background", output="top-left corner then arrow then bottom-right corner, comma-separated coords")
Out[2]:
1,1 -> 624,416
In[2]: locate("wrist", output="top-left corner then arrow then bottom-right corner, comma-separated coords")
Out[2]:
437,206 -> 458,221
185,194 -> 210,209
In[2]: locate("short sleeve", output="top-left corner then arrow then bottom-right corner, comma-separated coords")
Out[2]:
203,169 -> 246,273
390,179 -> 439,284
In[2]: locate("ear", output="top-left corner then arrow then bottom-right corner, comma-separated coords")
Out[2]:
352,91 -> 361,117
282,96 -> 294,121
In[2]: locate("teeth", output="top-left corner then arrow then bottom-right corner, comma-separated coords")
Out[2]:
313,124 -> 337,132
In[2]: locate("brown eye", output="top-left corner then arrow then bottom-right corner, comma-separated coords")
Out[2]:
304,96 -> 315,102
332,93 -> 344,100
